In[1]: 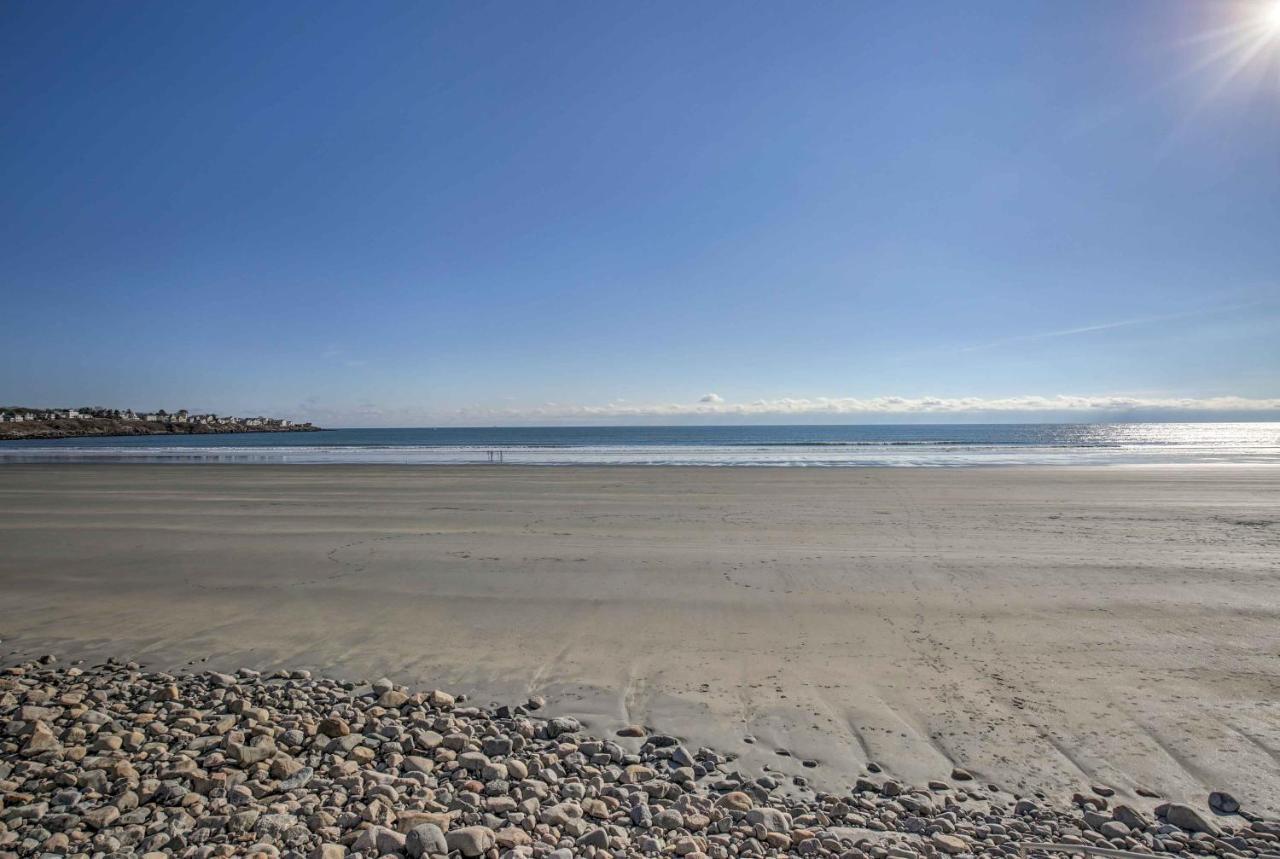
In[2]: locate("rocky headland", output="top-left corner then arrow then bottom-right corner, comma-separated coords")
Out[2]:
0,417 -> 318,442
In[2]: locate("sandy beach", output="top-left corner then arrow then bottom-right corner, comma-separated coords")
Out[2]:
2,464 -> 1279,816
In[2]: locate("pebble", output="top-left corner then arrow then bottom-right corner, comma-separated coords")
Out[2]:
0,657 -> 1272,859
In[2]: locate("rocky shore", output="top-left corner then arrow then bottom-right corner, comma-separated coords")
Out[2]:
0,418 -> 319,442
2,659 -> 1274,859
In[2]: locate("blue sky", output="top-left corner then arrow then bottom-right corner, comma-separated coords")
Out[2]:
2,1 -> 1278,425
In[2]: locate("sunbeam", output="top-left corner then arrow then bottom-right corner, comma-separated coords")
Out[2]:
1147,1 -> 1280,160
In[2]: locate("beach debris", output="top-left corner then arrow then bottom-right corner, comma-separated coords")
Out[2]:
1,658 -> 1274,859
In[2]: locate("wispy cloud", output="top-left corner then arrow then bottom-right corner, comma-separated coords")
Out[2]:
959,301 -> 1264,353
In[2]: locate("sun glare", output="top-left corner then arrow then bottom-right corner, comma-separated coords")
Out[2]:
1169,0 -> 1280,108
1265,1 -> 1280,30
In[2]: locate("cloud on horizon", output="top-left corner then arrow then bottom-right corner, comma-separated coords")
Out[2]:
291,394 -> 1280,426
450,394 -> 1280,421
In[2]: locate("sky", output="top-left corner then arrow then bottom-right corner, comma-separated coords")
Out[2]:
2,1 -> 1278,425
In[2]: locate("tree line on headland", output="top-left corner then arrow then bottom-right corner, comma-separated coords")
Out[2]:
0,406 -> 319,440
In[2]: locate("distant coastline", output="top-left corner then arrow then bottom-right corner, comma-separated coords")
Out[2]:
0,406 -> 319,441
2,423 -> 1277,465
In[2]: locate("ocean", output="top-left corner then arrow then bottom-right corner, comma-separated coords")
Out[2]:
2,422 -> 1278,466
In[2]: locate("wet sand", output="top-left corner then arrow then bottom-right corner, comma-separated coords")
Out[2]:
1,464 -> 1278,813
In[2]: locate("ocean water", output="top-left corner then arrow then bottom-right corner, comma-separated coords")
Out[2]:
2,423 -> 1278,466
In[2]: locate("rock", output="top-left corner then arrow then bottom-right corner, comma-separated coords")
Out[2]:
22,720 -> 62,755
745,807 -> 791,833
621,763 -> 655,784
458,750 -> 489,772
672,744 -> 697,767
1112,804 -> 1151,830
309,845 -> 346,859
376,828 -> 407,854
577,827 -> 611,849
445,825 -> 496,857
898,793 -> 934,815
83,804 -> 121,829
1209,791 -> 1240,814
397,811 -> 453,833
405,821 -> 449,857
716,791 -> 754,811
228,739 -> 275,766
403,754 -> 434,774
277,765 -> 314,791
1160,802 -> 1222,835
317,716 -> 350,737
547,716 -> 581,737
495,826 -> 532,848
328,733 -> 363,754
269,754 -> 304,779
950,767 -> 973,781
229,809 -> 262,833
931,833 -> 968,854
654,809 -> 685,830
617,724 -> 647,737
351,825 -> 395,853
255,813 -> 298,839
1099,821 -> 1131,839
542,802 -> 582,827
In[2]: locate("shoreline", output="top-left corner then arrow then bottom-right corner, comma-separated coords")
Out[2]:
3,464 -> 1279,820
